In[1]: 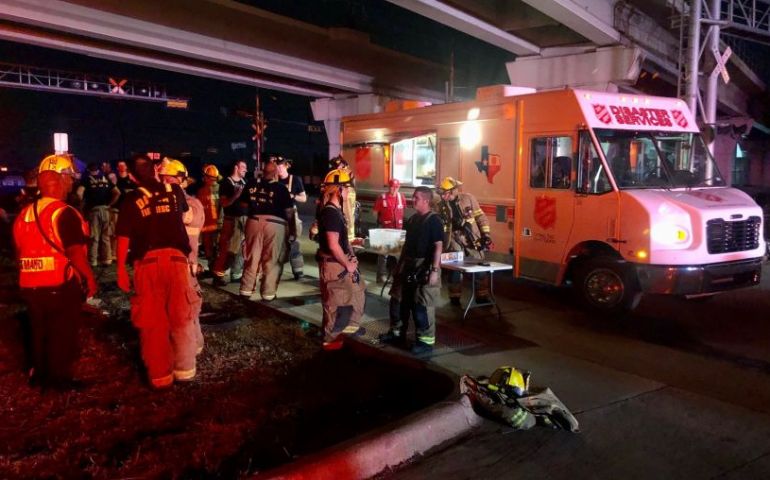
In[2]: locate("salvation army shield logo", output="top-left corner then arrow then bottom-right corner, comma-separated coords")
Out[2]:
671,110 -> 688,128
593,104 -> 612,124
534,196 -> 556,229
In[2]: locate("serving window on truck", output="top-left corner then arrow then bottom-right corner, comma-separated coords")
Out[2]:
530,136 -> 572,189
391,133 -> 436,186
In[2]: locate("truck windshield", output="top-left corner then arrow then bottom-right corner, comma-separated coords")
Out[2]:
594,129 -> 725,189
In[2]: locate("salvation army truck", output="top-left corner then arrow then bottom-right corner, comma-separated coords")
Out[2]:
340,86 -> 765,312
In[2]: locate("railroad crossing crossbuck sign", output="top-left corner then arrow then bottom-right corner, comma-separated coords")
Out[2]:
711,46 -> 731,84
109,77 -> 127,94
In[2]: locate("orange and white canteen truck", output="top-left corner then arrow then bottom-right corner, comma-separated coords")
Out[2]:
340,86 -> 766,313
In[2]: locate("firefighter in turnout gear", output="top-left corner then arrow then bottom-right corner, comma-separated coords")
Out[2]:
159,158 -> 205,355
197,164 -> 221,263
273,156 -> 306,280
116,154 -> 199,389
437,176 -> 493,305
373,178 -> 406,284
239,162 -> 296,301
76,163 -> 120,267
380,186 -> 443,355
316,168 -> 366,350
211,160 -> 247,286
13,154 -> 98,389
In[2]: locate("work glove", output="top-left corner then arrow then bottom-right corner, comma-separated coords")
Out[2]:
480,234 -> 494,251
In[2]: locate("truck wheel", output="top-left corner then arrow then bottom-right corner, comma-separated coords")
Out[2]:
574,257 -> 641,314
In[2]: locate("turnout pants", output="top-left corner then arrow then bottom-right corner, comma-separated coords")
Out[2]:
240,215 -> 287,299
20,279 -> 84,386
287,214 -> 304,276
446,235 -> 489,299
388,258 -> 440,345
88,205 -> 112,265
319,257 -> 366,342
131,248 -> 198,388
212,215 -> 245,279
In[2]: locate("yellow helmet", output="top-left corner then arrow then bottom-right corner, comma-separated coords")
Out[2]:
159,158 -> 187,177
203,164 -> 220,178
487,366 -> 529,397
323,168 -> 353,186
438,176 -> 462,192
38,154 -> 76,175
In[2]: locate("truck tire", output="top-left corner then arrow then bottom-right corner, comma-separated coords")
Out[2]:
573,257 -> 642,314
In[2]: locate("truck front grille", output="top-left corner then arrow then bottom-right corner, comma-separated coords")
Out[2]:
706,216 -> 761,254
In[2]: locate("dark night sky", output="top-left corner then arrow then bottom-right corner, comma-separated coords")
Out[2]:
0,41 -> 328,179
0,0 -> 513,178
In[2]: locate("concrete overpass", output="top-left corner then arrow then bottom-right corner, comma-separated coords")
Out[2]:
0,0 -> 767,173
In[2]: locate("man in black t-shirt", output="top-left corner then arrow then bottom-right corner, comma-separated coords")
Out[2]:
116,154 -> 199,389
275,156 -> 306,279
239,162 -> 296,301
211,160 -> 247,286
316,168 -> 366,350
380,186 -> 443,355
77,163 -> 119,266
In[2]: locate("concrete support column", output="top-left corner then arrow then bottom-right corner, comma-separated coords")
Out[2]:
310,94 -> 391,161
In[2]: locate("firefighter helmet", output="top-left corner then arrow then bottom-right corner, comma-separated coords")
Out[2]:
159,158 -> 187,177
323,168 -> 353,187
438,176 -> 462,192
487,366 -> 529,397
203,164 -> 220,179
38,154 -> 77,175
328,155 -> 348,170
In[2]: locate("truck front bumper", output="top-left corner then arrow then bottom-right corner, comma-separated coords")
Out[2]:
635,259 -> 762,295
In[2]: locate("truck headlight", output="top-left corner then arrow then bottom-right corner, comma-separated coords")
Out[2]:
651,223 -> 690,245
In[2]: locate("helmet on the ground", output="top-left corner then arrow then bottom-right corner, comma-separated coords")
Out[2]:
323,168 -> 353,187
38,154 -> 77,175
438,176 -> 462,192
159,158 -> 187,178
203,164 -> 220,179
488,366 -> 528,397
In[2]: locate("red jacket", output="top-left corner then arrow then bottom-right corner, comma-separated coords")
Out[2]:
373,192 -> 405,229
14,198 -> 88,288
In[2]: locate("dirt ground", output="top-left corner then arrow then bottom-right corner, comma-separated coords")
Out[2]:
0,260 -> 453,479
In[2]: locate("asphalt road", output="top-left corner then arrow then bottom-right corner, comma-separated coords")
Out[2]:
381,261 -> 770,479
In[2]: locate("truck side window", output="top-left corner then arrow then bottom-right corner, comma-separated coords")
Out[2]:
577,132 -> 612,194
530,136 -> 572,189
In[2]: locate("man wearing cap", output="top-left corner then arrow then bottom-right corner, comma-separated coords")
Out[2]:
373,178 -> 406,284
13,154 -> 98,389
197,164 -> 221,265
437,176 -> 493,305
316,168 -> 366,350
211,160 -> 247,286
274,157 -> 307,280
239,162 -> 296,301
116,154 -> 198,389
76,163 -> 120,267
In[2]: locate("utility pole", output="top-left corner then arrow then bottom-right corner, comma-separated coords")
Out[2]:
251,93 -> 267,178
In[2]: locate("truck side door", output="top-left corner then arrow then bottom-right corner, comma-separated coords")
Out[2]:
569,130 -> 620,257
515,134 -> 576,283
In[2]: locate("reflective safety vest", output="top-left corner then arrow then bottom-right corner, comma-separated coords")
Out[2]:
374,192 -> 405,229
13,197 -> 88,288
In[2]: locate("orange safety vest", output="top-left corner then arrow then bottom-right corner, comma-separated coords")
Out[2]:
13,197 -> 88,288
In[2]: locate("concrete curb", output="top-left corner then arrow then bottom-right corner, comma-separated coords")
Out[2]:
257,395 -> 482,480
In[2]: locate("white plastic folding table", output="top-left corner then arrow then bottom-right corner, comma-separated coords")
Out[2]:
439,260 -> 513,321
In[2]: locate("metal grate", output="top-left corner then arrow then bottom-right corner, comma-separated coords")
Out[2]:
706,216 -> 761,254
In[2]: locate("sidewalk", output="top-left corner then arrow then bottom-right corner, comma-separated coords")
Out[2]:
206,246 -> 770,480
